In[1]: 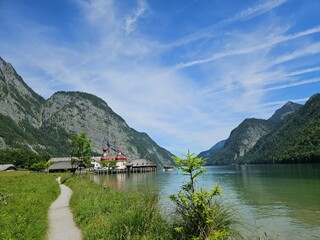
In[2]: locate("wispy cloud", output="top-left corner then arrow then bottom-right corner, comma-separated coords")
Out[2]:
262,78 -> 320,92
78,0 -> 115,24
259,97 -> 309,108
269,42 -> 320,66
174,26 -> 320,70
125,0 -> 149,35
224,0 -> 287,23
287,66 -> 320,76
169,0 -> 287,48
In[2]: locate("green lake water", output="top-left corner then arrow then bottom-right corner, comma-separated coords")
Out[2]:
92,164 -> 320,239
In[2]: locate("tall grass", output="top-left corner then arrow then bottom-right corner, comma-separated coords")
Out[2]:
0,171 -> 60,240
66,176 -> 171,240
0,171 -> 242,240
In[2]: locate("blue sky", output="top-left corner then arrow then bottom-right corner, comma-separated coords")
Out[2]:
1,0 -> 320,155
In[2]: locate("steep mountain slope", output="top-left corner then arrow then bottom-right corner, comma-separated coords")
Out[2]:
0,57 -> 44,127
207,119 -> 277,165
203,100 -> 304,165
241,94 -> 320,163
0,57 -> 173,166
197,140 -> 226,159
269,101 -> 302,122
202,97 -> 319,165
42,91 -> 173,165
0,57 -> 55,151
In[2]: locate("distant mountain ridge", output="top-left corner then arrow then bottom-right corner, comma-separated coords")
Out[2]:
200,96 -> 320,165
198,140 -> 226,159
0,57 -> 174,166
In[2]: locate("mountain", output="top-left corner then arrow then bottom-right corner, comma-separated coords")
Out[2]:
198,140 -> 226,159
0,57 -> 45,127
268,101 -> 302,122
206,119 -> 277,165
42,91 -> 173,163
204,96 -> 320,165
0,57 -> 174,166
204,100 -> 303,165
241,94 -> 320,164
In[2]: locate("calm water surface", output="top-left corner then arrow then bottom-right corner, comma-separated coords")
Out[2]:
92,164 -> 320,239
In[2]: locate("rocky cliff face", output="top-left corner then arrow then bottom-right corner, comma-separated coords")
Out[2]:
206,119 -> 277,165
0,57 -> 44,127
227,119 -> 276,159
0,57 -> 173,166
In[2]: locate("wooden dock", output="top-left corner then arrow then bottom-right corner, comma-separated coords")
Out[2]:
94,166 -> 157,175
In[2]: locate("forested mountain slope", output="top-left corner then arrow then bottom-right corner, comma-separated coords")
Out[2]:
241,94 -> 320,163
202,100 -> 308,165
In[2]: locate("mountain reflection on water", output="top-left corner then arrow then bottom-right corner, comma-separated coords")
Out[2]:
92,164 -> 320,239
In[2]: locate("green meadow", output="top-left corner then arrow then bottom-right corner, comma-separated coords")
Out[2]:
0,171 -> 60,240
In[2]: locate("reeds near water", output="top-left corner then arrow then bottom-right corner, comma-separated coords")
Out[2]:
66,176 -> 171,240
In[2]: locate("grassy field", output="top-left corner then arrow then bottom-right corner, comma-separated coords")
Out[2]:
65,176 -> 172,240
0,171 -> 60,240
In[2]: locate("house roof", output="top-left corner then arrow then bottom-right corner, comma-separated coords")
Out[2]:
0,164 -> 17,171
49,157 -> 100,162
49,157 -> 71,163
128,159 -> 157,167
48,161 -> 73,170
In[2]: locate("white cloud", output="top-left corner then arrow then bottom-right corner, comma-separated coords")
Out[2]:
262,78 -> 320,92
174,26 -> 320,70
77,0 -> 115,24
169,0 -> 287,48
225,0 -> 287,23
287,66 -> 320,76
125,0 -> 149,35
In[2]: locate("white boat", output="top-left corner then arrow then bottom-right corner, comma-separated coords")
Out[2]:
163,165 -> 175,171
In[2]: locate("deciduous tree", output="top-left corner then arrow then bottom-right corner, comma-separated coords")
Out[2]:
69,132 -> 92,173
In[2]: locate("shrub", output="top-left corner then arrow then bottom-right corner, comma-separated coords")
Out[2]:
170,150 -> 240,240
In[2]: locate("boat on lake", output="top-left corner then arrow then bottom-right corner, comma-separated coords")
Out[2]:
163,165 -> 175,171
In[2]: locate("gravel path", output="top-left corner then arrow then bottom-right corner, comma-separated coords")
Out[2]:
47,178 -> 82,240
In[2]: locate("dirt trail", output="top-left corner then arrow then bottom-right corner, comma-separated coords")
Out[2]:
47,178 -> 82,240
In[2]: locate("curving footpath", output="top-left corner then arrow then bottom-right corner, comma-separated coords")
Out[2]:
47,177 -> 82,240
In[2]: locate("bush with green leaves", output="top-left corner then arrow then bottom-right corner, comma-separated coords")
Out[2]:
170,150 -> 239,240
100,160 -> 116,169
